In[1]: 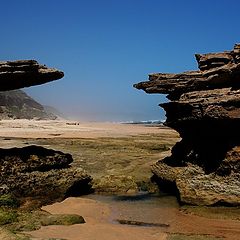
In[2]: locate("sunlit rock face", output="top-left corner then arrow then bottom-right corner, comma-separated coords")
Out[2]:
134,44 -> 240,206
0,90 -> 58,120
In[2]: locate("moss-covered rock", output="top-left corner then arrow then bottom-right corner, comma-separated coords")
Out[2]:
0,195 -> 20,208
0,227 -> 30,240
40,214 -> 85,226
93,175 -> 138,194
0,209 -> 18,225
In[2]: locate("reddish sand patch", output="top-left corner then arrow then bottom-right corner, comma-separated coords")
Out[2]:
28,197 -> 240,240
28,197 -> 168,240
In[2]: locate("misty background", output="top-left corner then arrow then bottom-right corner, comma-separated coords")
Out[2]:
0,0 -> 239,121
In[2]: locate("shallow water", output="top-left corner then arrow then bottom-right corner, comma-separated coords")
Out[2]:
85,192 -> 179,207
80,193 -> 240,239
82,192 -> 179,226
30,193 -> 240,240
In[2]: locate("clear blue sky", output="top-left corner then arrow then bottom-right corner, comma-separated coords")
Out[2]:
0,0 -> 239,121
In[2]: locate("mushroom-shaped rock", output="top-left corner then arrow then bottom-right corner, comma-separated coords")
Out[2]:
134,44 -> 240,206
0,60 -> 64,91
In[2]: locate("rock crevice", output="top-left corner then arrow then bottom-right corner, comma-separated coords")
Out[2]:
134,44 -> 240,206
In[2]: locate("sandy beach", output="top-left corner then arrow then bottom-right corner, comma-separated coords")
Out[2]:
0,119 -> 173,139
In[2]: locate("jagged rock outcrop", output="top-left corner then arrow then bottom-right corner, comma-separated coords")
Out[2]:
134,44 -> 240,206
0,90 -> 58,120
0,60 -> 91,205
0,145 -> 92,205
0,60 -> 64,91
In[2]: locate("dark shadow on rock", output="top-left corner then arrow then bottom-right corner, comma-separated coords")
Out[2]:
64,179 -> 94,198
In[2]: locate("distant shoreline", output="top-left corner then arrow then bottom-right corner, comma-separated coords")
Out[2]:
0,119 -> 176,143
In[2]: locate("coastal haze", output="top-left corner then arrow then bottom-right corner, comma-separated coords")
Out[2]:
1,0 -> 239,122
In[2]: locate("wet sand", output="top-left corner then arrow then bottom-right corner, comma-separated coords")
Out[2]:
29,195 -> 240,240
28,196 -> 168,240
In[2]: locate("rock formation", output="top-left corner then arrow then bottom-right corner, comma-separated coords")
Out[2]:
0,145 -> 91,205
0,60 -> 91,205
0,90 -> 58,120
134,44 -> 240,206
0,60 -> 63,91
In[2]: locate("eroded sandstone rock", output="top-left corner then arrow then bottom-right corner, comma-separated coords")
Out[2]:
0,145 -> 92,205
134,44 -> 240,206
0,60 -> 92,206
0,60 -> 64,91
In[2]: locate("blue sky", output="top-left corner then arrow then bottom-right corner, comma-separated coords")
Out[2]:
1,0 -> 239,121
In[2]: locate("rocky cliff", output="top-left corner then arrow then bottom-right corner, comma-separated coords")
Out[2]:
0,60 -> 91,205
134,44 -> 240,206
0,90 -> 58,120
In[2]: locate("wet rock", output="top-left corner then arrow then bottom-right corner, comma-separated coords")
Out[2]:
134,44 -> 240,206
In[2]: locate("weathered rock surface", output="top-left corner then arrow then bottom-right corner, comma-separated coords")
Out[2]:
0,60 -> 64,91
0,145 -> 92,205
0,90 -> 58,120
0,60 -> 92,206
134,44 -> 240,206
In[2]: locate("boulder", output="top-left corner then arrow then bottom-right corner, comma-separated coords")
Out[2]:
0,145 -> 92,205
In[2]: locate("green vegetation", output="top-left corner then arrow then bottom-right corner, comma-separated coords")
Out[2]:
167,234 -> 224,240
4,210 -> 85,232
0,133 -> 179,238
0,209 -> 18,225
0,207 -> 84,238
40,214 -> 85,226
0,195 -> 20,208
0,227 -> 31,240
28,134 -> 177,193
181,206 -> 240,220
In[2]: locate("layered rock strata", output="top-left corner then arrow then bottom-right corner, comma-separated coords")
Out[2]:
0,60 -> 64,91
134,44 -> 240,206
0,60 -> 91,205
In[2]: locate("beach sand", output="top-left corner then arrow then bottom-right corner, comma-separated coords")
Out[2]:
0,119 -> 174,139
28,197 -> 168,240
28,196 -> 240,240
